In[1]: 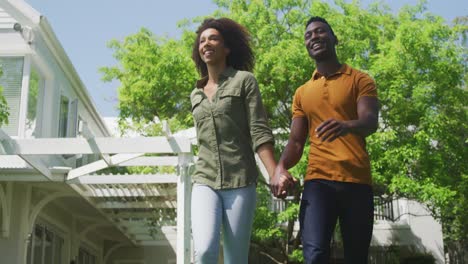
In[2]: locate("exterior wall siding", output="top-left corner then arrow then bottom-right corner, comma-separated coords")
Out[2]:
0,7 -> 17,29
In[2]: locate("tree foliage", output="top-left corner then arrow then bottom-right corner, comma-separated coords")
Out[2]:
102,0 -> 467,262
100,28 -> 197,128
0,66 -> 9,127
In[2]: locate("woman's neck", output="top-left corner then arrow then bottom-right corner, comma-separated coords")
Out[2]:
206,62 -> 227,84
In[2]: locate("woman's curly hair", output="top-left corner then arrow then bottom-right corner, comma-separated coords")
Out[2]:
192,18 -> 254,77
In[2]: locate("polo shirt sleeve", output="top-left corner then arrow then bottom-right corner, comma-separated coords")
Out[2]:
243,73 -> 275,151
292,87 -> 306,118
356,73 -> 377,101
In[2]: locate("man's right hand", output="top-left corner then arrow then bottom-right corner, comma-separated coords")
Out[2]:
270,166 -> 297,199
270,117 -> 308,199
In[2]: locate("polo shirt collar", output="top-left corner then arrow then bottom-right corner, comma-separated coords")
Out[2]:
312,63 -> 351,80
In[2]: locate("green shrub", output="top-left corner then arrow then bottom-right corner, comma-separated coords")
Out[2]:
401,253 -> 435,264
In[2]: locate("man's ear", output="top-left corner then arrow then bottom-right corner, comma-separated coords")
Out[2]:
225,47 -> 231,55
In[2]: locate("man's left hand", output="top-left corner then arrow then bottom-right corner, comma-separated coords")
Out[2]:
315,118 -> 350,142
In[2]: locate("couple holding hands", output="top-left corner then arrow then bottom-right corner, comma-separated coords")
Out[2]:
190,16 -> 378,264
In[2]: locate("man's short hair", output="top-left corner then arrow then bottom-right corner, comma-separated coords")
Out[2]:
305,16 -> 336,38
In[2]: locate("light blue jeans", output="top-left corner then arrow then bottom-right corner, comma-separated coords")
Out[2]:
191,183 -> 257,264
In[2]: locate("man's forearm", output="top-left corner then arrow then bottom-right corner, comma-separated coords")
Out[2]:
277,141 -> 304,171
351,96 -> 379,138
346,115 -> 378,138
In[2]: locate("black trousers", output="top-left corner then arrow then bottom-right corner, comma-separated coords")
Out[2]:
299,179 -> 374,264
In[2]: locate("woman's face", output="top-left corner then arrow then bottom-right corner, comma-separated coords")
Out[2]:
198,28 -> 230,66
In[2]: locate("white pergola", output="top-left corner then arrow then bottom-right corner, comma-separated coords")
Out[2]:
0,123 -> 193,264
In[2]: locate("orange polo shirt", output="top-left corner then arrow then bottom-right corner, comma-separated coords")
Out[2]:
292,64 -> 377,185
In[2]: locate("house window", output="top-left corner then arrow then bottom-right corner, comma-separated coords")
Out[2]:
26,224 -> 64,264
25,67 -> 44,138
58,95 -> 69,137
0,56 -> 24,136
78,247 -> 97,264
67,98 -> 78,137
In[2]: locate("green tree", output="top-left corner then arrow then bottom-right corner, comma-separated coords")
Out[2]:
102,0 -> 467,262
0,66 -> 9,127
100,28 -> 197,129
362,4 -> 468,261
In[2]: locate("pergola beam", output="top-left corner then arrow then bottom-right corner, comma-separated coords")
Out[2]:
0,130 -> 53,180
134,233 -> 177,241
86,186 -> 176,197
138,240 -> 176,246
108,212 -> 168,219
1,137 -> 192,155
68,184 -> 138,245
119,156 -> 179,167
118,224 -> 177,232
67,153 -> 144,180
96,200 -> 176,209
67,174 -> 178,184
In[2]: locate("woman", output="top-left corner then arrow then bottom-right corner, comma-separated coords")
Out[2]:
190,18 -> 277,263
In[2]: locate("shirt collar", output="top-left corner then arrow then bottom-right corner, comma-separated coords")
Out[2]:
312,63 -> 351,80
196,66 -> 236,88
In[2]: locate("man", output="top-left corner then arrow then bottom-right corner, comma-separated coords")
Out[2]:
270,16 -> 379,263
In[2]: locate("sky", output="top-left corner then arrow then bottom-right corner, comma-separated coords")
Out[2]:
25,0 -> 467,117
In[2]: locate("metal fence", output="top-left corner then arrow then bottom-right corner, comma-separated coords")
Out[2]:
271,195 -> 401,222
374,196 -> 400,222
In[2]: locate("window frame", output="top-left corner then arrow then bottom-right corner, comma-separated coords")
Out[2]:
26,222 -> 65,264
57,93 -> 69,138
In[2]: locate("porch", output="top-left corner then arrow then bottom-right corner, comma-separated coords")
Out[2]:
0,123 -> 194,264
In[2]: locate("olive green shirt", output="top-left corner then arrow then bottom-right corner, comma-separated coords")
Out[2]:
190,67 -> 274,189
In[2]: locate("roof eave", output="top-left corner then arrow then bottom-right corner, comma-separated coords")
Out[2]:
1,0 -> 111,137
38,17 -> 111,137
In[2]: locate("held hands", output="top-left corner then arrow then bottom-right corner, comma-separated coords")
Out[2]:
270,166 -> 298,199
315,118 -> 350,142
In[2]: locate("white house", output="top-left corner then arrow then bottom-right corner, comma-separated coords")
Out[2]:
0,1 -> 445,264
0,1 -> 192,264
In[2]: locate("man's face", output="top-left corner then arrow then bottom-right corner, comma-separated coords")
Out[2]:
304,21 -> 337,61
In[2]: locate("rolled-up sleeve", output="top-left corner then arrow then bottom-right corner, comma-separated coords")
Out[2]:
243,73 -> 275,151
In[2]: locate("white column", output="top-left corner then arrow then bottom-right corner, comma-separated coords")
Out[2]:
176,153 -> 192,264
17,184 -> 32,264
0,182 -> 12,238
